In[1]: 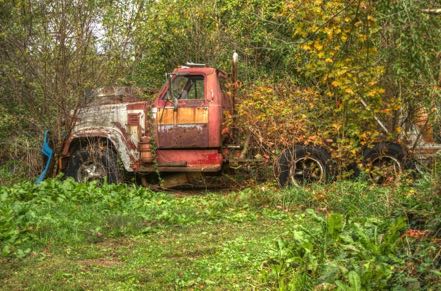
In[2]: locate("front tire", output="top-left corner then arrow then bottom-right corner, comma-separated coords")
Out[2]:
277,145 -> 333,187
65,146 -> 122,184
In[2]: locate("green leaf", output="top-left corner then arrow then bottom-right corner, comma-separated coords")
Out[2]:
327,212 -> 344,238
348,271 -> 361,291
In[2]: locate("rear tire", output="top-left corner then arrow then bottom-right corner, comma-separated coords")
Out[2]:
277,145 -> 333,187
65,146 -> 122,184
362,143 -> 405,185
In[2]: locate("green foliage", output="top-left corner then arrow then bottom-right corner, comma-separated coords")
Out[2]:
0,105 -> 16,139
129,0 -> 292,88
375,1 -> 441,111
260,210 -> 430,290
0,179 -> 439,289
0,178 -> 258,257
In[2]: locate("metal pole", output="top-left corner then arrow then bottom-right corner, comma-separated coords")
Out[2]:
358,96 -> 390,134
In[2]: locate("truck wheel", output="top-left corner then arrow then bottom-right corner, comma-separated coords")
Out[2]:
362,143 -> 404,185
65,146 -> 122,183
277,145 -> 332,187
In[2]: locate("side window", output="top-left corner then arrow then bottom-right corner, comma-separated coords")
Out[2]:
169,75 -> 204,100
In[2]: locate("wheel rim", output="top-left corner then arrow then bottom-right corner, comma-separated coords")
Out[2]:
77,160 -> 106,183
289,156 -> 325,185
368,155 -> 402,184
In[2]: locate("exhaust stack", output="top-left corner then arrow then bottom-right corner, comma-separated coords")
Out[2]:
232,51 -> 239,113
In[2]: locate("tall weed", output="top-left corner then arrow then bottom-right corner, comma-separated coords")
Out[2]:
260,209 -> 439,290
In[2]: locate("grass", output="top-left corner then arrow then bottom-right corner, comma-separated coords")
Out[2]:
0,178 -> 440,289
1,220 -> 288,289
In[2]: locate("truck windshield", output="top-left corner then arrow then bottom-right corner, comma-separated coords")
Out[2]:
168,75 -> 204,100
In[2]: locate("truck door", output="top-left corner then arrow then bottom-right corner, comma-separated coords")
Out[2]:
156,74 -> 209,148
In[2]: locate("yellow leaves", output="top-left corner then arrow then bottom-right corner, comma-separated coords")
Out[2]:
324,27 -> 334,39
344,88 -> 354,95
272,1 -> 392,165
331,80 -> 341,88
332,122 -> 342,131
310,24 -> 319,32
334,67 -> 348,77
301,43 -> 311,51
314,42 -> 323,51
366,90 -> 376,97
366,88 -> 385,97
296,29 -> 308,38
406,189 -> 416,197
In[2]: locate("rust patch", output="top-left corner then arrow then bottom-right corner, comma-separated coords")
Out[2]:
127,113 -> 140,126
131,160 -> 141,171
127,103 -> 147,110
158,124 -> 208,148
112,122 -> 137,150
155,149 -> 222,172
157,107 -> 208,125
158,165 -> 221,172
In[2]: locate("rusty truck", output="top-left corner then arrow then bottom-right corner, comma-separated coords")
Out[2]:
43,54 -> 440,187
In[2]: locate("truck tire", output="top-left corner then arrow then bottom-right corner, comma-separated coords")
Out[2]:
362,143 -> 405,185
277,145 -> 333,187
65,146 -> 122,184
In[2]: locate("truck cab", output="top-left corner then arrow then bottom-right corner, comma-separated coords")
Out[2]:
61,64 -> 231,185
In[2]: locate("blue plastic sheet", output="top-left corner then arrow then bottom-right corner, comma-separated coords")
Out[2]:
35,130 -> 54,184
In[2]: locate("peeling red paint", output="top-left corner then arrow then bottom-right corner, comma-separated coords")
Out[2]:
127,103 -> 148,110
112,122 -> 137,150
127,113 -> 140,126
156,149 -> 222,167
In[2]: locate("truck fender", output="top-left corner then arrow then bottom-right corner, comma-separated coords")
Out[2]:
62,127 -> 138,172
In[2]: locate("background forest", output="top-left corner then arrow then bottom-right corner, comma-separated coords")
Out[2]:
1,0 -> 441,182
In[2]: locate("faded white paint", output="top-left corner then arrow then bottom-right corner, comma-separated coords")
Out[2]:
71,102 -> 149,172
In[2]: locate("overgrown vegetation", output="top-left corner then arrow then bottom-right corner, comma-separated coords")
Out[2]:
1,1 -> 440,289
1,179 -> 439,289
2,0 -> 441,179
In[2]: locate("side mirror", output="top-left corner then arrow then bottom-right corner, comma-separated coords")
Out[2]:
166,73 -> 178,110
166,73 -> 173,100
173,96 -> 178,111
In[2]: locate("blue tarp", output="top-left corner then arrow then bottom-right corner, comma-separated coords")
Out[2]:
35,130 -> 54,184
